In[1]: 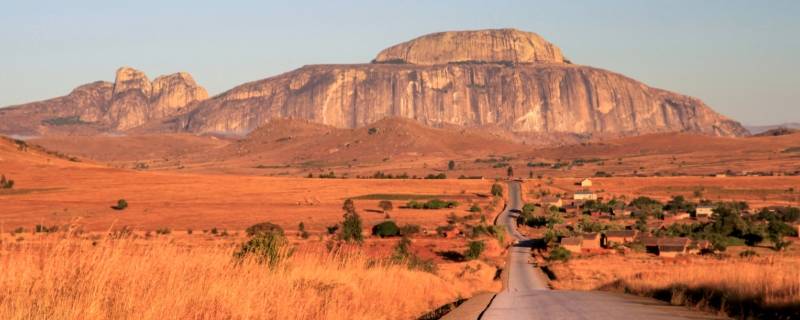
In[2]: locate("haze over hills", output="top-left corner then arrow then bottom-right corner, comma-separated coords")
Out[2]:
0,28 -> 747,140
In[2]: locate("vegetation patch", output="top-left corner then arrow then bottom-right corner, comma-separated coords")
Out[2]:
352,193 -> 451,200
41,116 -> 90,126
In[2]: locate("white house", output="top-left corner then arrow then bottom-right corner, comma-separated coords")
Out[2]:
695,206 -> 715,218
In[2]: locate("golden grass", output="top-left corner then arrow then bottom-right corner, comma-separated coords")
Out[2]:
550,253 -> 800,316
0,234 -> 487,320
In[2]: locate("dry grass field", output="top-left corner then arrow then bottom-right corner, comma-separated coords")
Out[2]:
549,253 -> 800,318
0,233 -> 497,320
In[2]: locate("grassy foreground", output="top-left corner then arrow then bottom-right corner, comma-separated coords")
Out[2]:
550,254 -> 800,319
0,235 -> 472,320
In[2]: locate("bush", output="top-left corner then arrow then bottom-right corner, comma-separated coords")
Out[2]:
234,232 -> 291,267
399,224 -> 421,236
372,220 -> 400,238
464,241 -> 485,260
405,199 -> 458,210
245,222 -> 284,237
112,199 -> 128,210
326,224 -> 339,235
469,204 -> 482,213
548,246 -> 571,262
0,175 -> 14,189
424,173 -> 447,179
298,222 -> 309,239
155,227 -> 171,235
491,183 -> 503,197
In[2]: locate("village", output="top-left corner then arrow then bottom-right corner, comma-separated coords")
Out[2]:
516,178 -> 800,259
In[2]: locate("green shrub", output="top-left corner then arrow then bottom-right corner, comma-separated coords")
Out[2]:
245,222 -> 284,237
405,199 -> 458,210
372,220 -> 400,238
549,246 -> 571,262
399,224 -> 421,236
234,232 -> 291,266
469,204 -> 482,213
112,199 -> 128,210
464,240 -> 485,260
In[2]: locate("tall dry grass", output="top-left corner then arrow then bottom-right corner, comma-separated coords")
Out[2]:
0,235 -> 472,320
550,254 -> 800,317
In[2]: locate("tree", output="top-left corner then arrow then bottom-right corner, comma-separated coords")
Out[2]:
372,220 -> 400,238
448,160 -> 456,170
507,166 -> 514,177
491,183 -> 503,197
378,200 -> 394,213
767,218 -> 794,251
341,199 -> 363,243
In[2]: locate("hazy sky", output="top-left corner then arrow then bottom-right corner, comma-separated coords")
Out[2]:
1,0 -> 798,125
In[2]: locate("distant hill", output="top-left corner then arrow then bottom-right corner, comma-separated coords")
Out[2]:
746,123 -> 800,135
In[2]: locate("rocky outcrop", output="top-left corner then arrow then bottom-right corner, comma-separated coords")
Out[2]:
0,67 -> 207,135
108,67 -> 208,130
0,29 -> 748,139
182,56 -> 747,137
374,29 -> 566,65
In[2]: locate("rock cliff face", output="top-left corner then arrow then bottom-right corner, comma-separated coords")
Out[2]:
1,29 -> 748,139
181,29 -> 746,137
0,67 -> 207,135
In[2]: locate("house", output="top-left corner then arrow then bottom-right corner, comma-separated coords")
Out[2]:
604,230 -> 638,247
638,236 -> 661,255
658,237 -> 691,257
560,237 -> 583,253
541,196 -> 563,209
581,233 -> 602,250
638,236 -> 691,257
580,178 -> 593,188
573,190 -> 598,201
695,206 -> 715,218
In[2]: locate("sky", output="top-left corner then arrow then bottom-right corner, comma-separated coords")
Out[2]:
1,0 -> 798,125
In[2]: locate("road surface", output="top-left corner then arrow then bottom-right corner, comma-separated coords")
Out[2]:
480,181 -> 723,320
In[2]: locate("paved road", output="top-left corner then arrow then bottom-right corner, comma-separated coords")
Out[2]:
480,181 -> 724,320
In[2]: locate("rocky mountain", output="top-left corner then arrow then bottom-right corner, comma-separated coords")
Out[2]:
180,29 -> 747,137
0,29 -> 748,140
0,67 -> 207,135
